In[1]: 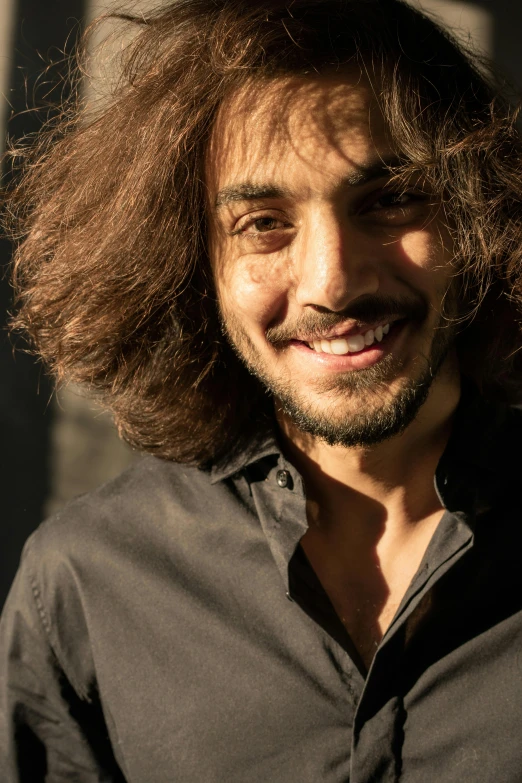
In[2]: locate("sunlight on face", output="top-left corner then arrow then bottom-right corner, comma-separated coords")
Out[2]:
207,73 -> 457,447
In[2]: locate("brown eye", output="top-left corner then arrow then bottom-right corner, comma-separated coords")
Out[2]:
231,214 -> 290,237
230,211 -> 294,249
369,187 -> 434,213
371,192 -> 416,210
252,217 -> 283,232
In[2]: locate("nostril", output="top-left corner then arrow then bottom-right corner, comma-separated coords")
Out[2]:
295,263 -> 380,312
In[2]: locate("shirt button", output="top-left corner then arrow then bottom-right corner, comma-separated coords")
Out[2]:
276,469 -> 290,488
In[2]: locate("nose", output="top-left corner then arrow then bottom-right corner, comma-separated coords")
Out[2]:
294,207 -> 379,311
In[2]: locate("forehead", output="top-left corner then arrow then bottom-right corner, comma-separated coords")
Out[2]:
206,72 -> 391,196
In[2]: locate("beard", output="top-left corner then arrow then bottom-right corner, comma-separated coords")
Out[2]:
220,293 -> 456,448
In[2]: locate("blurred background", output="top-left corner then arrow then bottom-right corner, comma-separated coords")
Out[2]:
0,0 -> 521,608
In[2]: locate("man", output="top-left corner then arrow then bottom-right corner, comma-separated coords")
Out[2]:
2,0 -> 522,780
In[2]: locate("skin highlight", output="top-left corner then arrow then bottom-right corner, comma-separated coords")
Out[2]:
208,73 -> 461,668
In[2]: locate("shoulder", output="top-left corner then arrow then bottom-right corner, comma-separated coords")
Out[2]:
484,401 -> 522,471
21,456 -> 236,612
15,456 -> 246,674
456,392 -> 522,469
29,456 -> 216,553
504,403 -> 522,435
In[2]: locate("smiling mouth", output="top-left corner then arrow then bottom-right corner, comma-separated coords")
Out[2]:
295,320 -> 404,356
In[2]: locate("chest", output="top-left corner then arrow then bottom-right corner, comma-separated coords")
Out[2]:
300,498 -> 447,666
300,527 -> 443,670
76,510 -> 522,783
309,565 -> 414,669
92,556 -> 522,783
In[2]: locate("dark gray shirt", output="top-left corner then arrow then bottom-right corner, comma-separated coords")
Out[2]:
1,389 -> 522,782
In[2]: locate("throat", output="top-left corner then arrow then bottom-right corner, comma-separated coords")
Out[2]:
329,587 -> 401,671
300,501 -> 444,671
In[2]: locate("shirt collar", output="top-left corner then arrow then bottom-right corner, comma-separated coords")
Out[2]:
211,380 -> 518,521
209,426 -> 281,484
434,380 -> 516,519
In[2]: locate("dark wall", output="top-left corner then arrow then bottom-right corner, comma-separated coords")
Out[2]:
1,0 -> 87,607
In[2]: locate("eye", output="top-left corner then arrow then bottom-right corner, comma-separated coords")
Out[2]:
368,191 -> 421,211
250,217 -> 285,233
228,209 -> 295,254
358,187 -> 432,226
231,212 -> 292,238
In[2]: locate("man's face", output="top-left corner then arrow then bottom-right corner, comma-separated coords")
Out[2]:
207,74 -> 456,447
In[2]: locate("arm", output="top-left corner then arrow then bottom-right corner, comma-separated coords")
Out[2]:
0,539 -> 126,782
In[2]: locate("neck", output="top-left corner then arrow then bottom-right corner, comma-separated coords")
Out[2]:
276,353 -> 461,535
276,355 -> 461,667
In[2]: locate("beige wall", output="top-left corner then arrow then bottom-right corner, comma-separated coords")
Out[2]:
87,0 -> 493,53
409,0 -> 492,54
0,0 -> 16,156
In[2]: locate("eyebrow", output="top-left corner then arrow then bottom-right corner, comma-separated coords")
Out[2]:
214,156 -> 403,209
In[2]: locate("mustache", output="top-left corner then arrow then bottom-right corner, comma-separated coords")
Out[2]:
266,294 -> 429,344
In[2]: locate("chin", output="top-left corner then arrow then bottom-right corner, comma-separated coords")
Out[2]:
275,362 -> 440,448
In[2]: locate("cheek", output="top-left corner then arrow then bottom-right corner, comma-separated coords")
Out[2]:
398,229 -> 452,285
217,254 -> 291,331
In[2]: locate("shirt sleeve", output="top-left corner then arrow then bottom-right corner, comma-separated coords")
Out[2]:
0,536 -> 127,782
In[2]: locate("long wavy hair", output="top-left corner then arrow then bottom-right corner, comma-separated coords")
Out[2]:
5,0 -> 522,464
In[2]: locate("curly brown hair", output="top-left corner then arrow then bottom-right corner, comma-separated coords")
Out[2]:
4,0 -> 522,465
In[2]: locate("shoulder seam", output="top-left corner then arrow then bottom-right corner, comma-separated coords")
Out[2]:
22,536 -> 55,645
29,577 -> 53,639
22,537 -> 92,702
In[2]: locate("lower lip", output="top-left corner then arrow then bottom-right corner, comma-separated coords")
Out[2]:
287,322 -> 406,371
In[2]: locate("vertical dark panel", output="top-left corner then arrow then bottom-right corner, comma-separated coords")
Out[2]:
0,0 -> 86,608
492,1 -> 522,92
471,0 -> 522,92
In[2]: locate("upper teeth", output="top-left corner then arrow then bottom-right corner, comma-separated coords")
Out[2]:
309,323 -> 390,355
